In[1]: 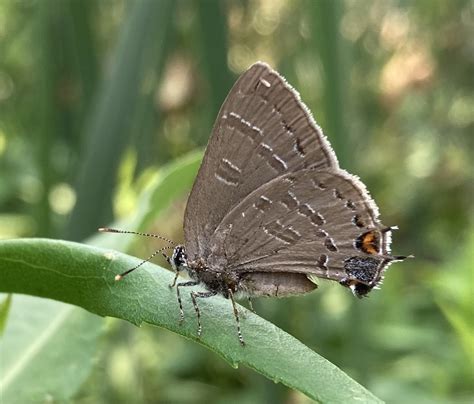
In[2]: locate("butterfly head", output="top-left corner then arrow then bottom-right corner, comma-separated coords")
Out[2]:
170,245 -> 188,272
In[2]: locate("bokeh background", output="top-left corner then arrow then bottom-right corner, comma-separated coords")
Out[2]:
1,0 -> 472,402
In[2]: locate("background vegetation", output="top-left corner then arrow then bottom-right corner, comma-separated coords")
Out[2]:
0,0 -> 472,402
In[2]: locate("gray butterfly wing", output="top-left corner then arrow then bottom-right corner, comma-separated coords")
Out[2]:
184,62 -> 339,262
206,168 -> 392,288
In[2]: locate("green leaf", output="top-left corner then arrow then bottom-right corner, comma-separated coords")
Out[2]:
0,295 -> 104,403
139,151 -> 202,231
310,0 -> 351,168
0,238 -> 383,403
66,0 -> 176,241
90,150 -> 202,250
434,230 -> 474,368
0,294 -> 12,336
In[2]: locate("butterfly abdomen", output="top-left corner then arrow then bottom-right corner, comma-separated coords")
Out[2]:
238,272 -> 317,298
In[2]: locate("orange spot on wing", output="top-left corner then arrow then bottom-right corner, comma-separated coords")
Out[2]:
359,231 -> 380,255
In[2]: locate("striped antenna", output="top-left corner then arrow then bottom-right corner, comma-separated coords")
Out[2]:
114,245 -> 174,281
98,227 -> 175,244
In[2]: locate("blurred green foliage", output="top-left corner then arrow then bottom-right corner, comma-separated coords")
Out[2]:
0,0 -> 472,402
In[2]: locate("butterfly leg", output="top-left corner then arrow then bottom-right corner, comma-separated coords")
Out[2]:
228,289 -> 245,346
162,253 -> 180,288
247,297 -> 255,313
169,270 -> 179,288
190,290 -> 218,338
176,281 -> 199,323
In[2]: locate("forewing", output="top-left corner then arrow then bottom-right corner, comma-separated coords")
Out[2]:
184,62 -> 339,261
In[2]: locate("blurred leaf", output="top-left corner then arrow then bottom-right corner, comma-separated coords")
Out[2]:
195,1 -> 233,144
140,151 -> 201,231
0,294 -> 12,336
66,0 -> 175,241
310,0 -> 351,168
0,295 -> 104,403
0,239 -> 382,403
435,230 -> 474,367
67,0 -> 99,107
91,150 -> 201,250
439,303 -> 474,367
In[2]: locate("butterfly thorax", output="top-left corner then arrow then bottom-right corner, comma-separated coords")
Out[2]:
173,245 -> 240,297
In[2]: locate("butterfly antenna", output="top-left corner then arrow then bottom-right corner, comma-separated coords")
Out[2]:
98,227 -> 175,245
114,245 -> 174,281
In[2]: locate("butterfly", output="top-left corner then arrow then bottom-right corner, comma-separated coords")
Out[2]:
101,62 -> 408,345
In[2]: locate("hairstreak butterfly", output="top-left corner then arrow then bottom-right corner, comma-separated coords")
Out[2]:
101,62 -> 408,345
